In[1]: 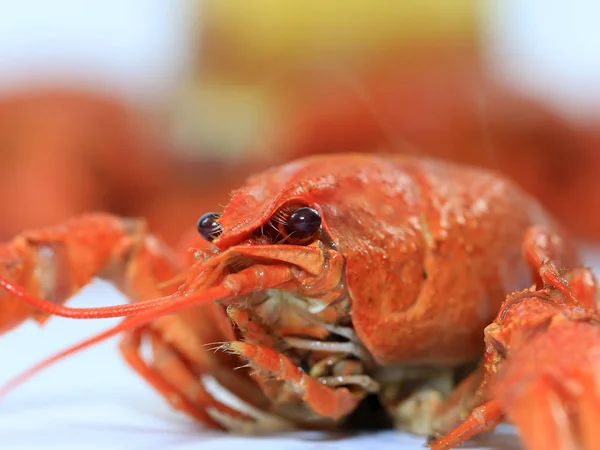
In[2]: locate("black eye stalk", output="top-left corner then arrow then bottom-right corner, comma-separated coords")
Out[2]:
285,207 -> 322,239
197,212 -> 222,242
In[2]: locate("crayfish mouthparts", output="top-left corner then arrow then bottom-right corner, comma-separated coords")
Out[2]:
199,237 -> 348,305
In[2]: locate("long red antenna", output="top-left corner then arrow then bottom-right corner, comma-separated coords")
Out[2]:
0,264 -> 294,397
0,276 -> 178,319
0,284 -> 238,397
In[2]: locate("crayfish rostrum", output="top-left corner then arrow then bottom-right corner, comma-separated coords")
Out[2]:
1,153 -> 598,449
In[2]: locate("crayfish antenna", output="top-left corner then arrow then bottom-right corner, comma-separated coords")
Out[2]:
0,275 -> 180,319
0,285 -> 241,397
0,264 -> 296,397
0,316 -> 136,398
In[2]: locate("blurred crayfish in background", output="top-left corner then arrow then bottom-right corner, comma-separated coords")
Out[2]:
1,0 -> 599,244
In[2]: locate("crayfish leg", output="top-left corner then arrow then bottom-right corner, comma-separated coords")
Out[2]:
523,226 -> 598,309
120,325 -> 261,429
120,326 -> 225,428
380,362 -> 482,437
226,304 -> 282,349
225,304 -> 299,408
561,266 -> 600,311
428,363 -> 485,435
223,341 -> 365,421
0,213 -> 181,333
428,400 -> 503,450
522,226 -> 579,290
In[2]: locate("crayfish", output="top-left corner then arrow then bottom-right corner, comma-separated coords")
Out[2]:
1,153 -> 598,449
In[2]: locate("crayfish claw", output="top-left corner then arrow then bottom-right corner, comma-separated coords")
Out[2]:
575,377 -> 600,450
429,262 -> 600,450
506,377 -> 581,450
498,355 -> 600,450
492,320 -> 600,450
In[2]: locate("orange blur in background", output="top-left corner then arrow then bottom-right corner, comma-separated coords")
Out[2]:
1,1 -> 599,245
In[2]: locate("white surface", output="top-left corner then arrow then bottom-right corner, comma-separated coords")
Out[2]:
3,247 -> 600,450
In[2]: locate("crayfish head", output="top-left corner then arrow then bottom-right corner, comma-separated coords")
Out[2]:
181,214 -> 349,321
186,159 -> 349,311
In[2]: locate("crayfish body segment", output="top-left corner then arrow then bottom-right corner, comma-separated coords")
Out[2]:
0,153 -> 594,450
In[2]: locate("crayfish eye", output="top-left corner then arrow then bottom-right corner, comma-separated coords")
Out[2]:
197,212 -> 222,242
285,207 -> 322,239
